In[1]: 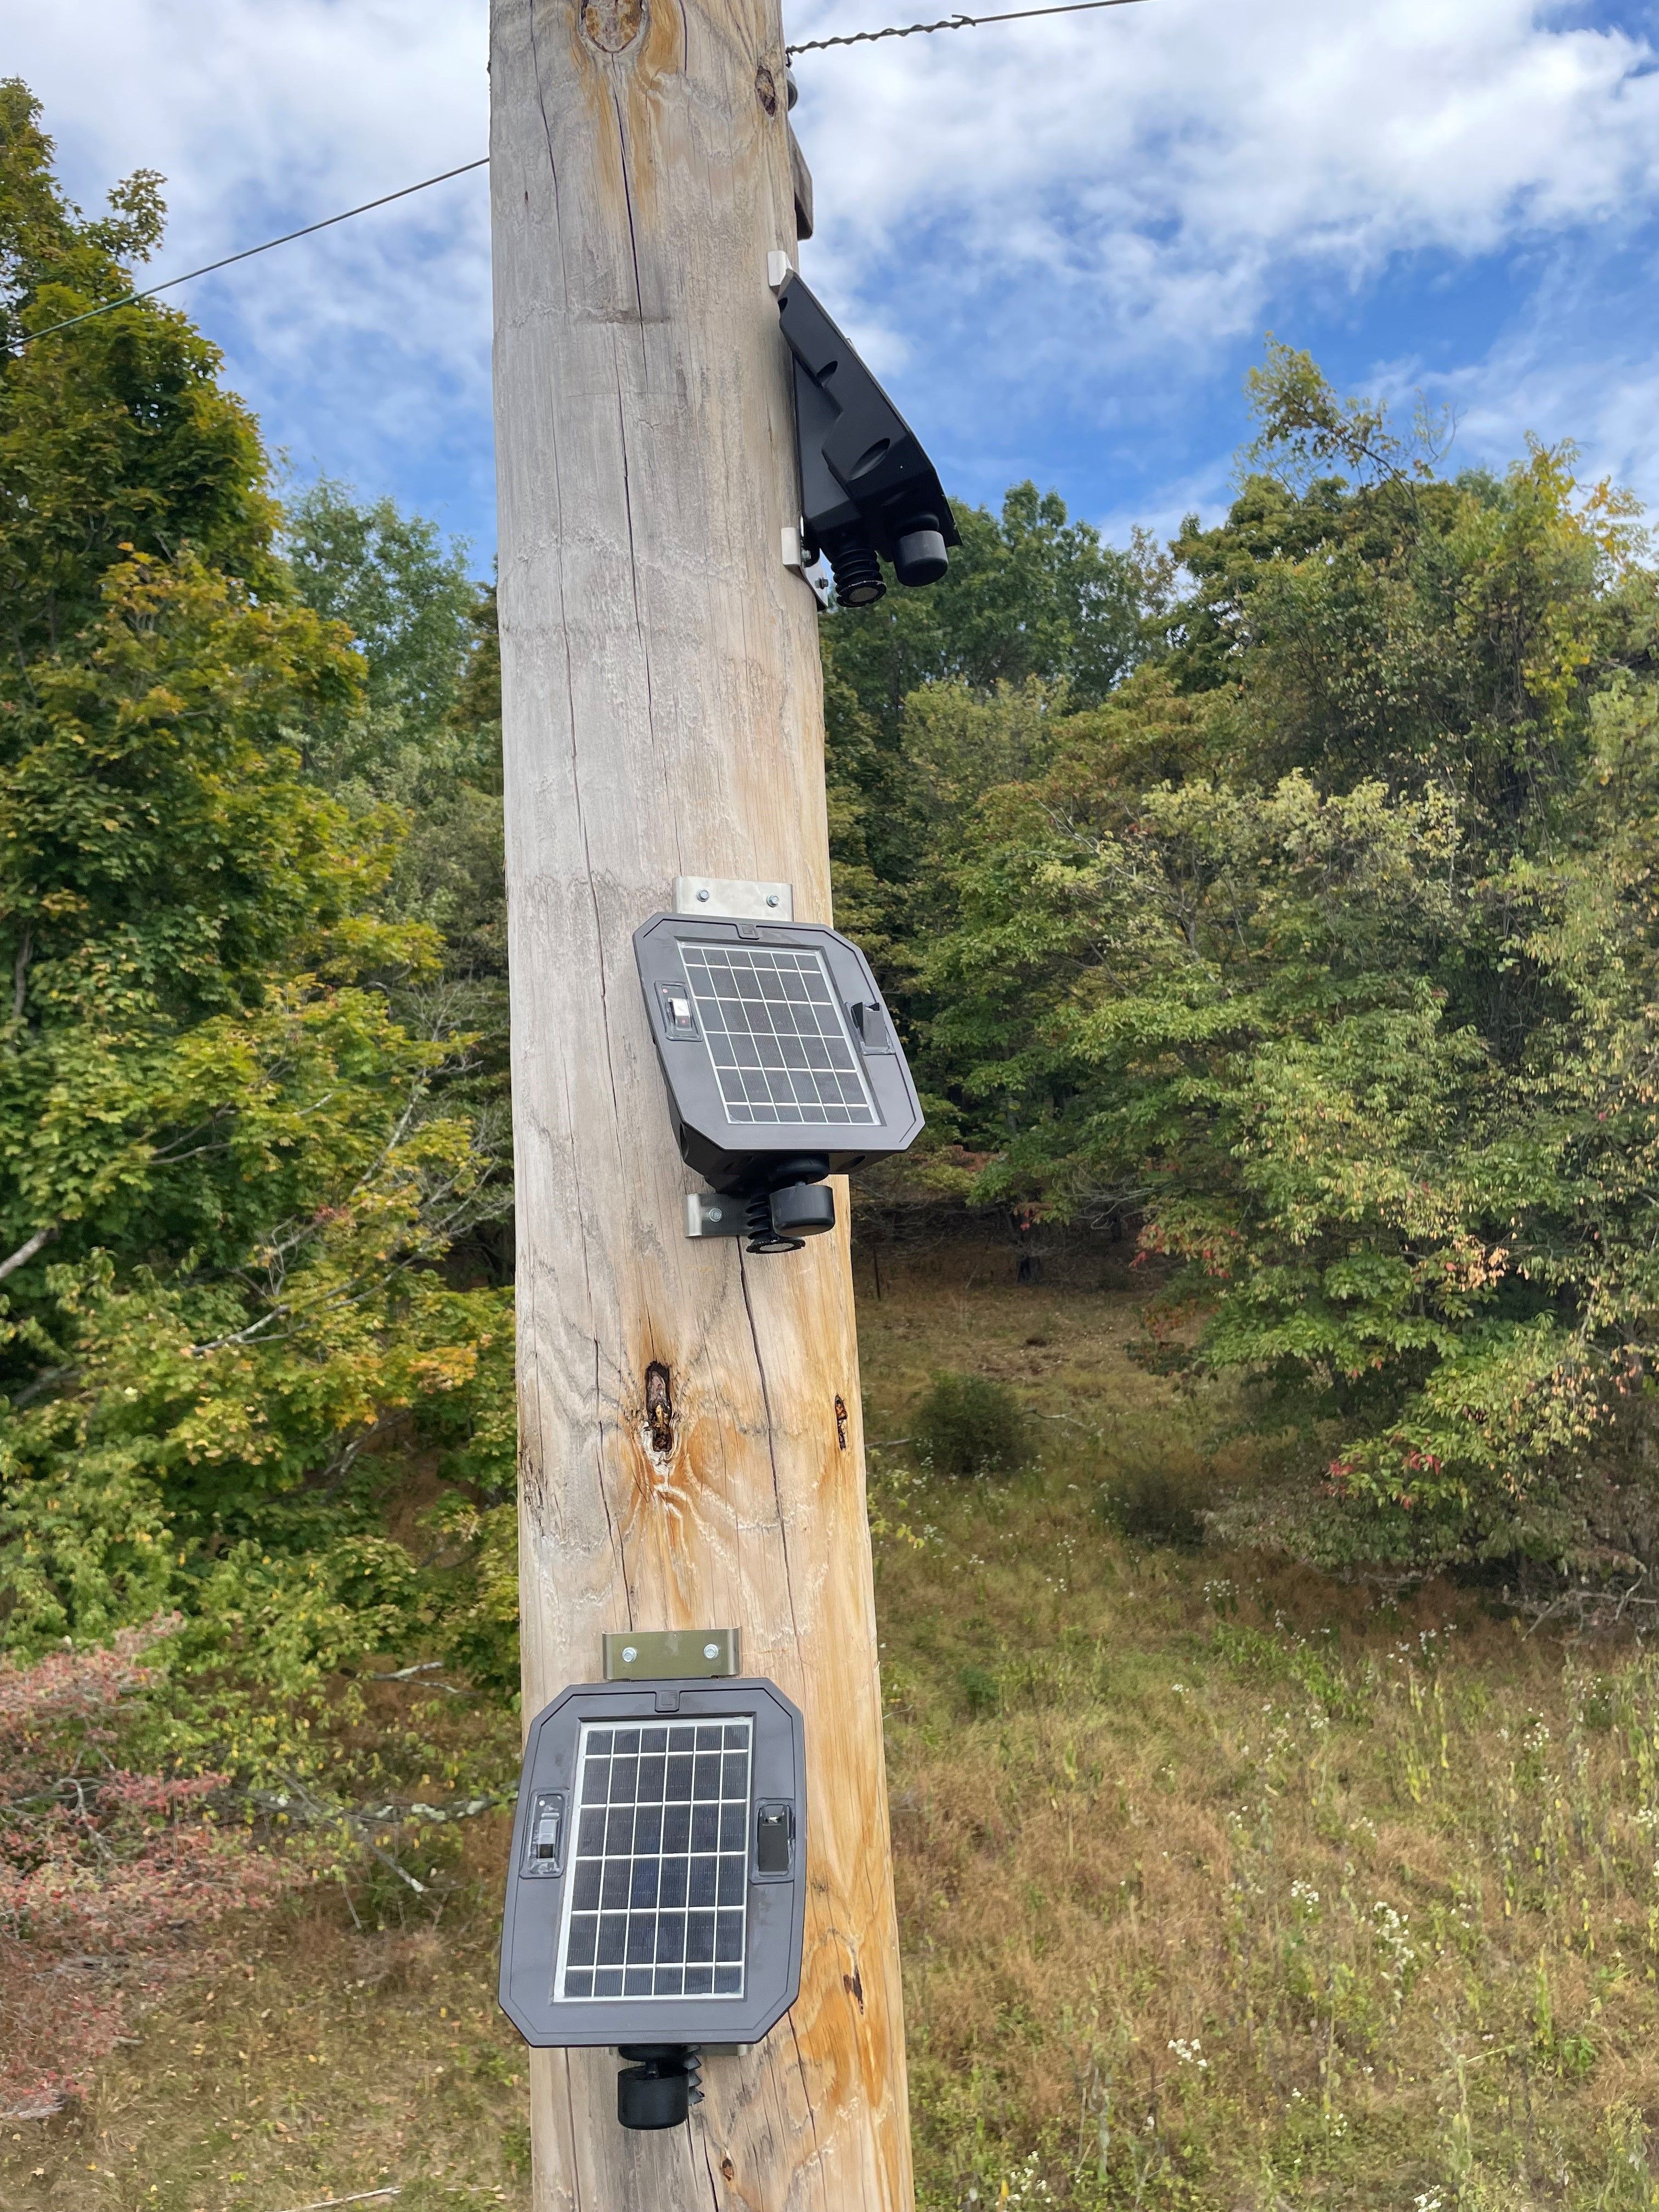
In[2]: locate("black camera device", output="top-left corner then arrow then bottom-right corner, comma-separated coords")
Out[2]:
777,270 -> 960,608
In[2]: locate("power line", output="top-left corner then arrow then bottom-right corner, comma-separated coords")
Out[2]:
12,0 -> 1155,349
787,0 -> 1153,58
13,157 -> 489,349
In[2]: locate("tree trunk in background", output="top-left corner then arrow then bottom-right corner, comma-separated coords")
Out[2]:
489,0 -> 913,2207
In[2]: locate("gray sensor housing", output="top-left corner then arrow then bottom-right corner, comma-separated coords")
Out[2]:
499,1677 -> 808,2051
634,911 -> 924,1199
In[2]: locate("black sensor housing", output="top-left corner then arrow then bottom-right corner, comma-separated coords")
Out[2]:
498,1677 -> 808,2070
633,912 -> 924,1227
778,270 -> 960,608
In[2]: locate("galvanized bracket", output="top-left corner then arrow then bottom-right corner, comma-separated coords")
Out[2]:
602,1628 -> 742,1680
782,524 -> 833,609
673,875 -> 793,922
685,1191 -> 746,1240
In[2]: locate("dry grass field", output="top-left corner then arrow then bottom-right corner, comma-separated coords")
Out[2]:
9,1245 -> 1659,2210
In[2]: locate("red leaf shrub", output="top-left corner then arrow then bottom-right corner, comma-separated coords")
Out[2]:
0,1618 -> 304,2118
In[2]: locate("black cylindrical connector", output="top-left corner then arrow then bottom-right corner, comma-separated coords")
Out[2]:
617,2045 -> 702,2130
824,533 -> 884,607
770,1182 -> 836,1240
894,522 -> 949,587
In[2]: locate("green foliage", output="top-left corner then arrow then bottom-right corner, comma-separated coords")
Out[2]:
284,479 -> 478,739
1105,1462 -> 1207,1550
822,484 -> 1151,987
853,353 -> 1659,1575
0,81 -> 279,668
282,490 -> 509,1310
281,482 -> 504,985
0,95 -> 513,1786
915,1369 -> 1031,1477
0,546 -> 512,1763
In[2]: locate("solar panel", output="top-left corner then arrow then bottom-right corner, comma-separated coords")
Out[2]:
678,943 -> 877,1128
556,1718 -> 753,2002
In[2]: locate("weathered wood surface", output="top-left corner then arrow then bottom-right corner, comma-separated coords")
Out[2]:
488,1 -> 914,2207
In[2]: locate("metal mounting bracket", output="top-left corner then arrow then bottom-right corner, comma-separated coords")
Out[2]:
783,524 -> 834,608
672,875 -> 794,921
602,1628 -> 742,1680
685,1191 -> 746,1239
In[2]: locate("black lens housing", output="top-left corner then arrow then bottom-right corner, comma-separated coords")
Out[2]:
778,270 -> 959,608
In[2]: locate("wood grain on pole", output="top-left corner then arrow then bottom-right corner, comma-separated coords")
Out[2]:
488,1 -> 914,2207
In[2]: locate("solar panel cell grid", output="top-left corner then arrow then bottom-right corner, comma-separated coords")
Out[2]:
678,943 -> 877,1127
557,1719 -> 752,2000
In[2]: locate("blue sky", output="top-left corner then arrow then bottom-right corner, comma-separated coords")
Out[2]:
14,1 -> 1659,574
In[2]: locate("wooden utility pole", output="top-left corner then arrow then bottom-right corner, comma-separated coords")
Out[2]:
488,2 -> 913,2208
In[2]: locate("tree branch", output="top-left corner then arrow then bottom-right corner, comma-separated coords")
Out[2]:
0,1223 -> 57,1283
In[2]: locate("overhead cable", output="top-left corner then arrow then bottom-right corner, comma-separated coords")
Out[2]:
13,157 -> 489,349
787,0 -> 1154,58
12,0 -> 1155,348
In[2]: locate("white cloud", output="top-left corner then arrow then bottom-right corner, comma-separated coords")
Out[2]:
793,0 -> 1659,358
13,1 -> 1659,535
12,1 -> 493,526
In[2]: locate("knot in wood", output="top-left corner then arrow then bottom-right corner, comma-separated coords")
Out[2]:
834,1393 -> 849,1450
580,0 -> 644,53
645,1361 -> 674,1457
755,64 -> 778,115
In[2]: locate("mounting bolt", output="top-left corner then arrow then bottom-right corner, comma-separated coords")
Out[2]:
765,894 -> 780,907
704,1642 -> 720,1660
696,888 -> 710,901
622,1645 -> 638,1664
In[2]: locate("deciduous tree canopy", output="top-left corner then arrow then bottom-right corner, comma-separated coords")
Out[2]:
0,85 -> 513,1775
851,348 -> 1659,1577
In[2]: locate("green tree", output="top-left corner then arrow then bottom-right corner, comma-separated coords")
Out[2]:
282,483 -> 504,984
0,80 -> 278,667
821,483 -> 1150,1018
283,489 -> 510,1290
0,92 -> 515,1764
905,356 -> 1659,1576
0,552 -> 510,1684
283,479 -> 481,785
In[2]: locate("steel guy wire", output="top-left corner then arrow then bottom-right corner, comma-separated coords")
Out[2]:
787,0 -> 1153,58
13,157 -> 489,349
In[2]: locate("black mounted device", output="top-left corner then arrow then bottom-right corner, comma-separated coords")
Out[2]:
777,269 -> 960,609
634,907 -> 924,1254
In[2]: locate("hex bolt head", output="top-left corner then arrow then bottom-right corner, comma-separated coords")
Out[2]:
622,1645 -> 638,1664
704,1643 -> 720,1660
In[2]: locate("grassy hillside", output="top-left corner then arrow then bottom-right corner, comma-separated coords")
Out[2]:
11,1252 -> 1659,2210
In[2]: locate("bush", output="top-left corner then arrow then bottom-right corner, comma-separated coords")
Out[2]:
0,1619 -> 304,2119
1104,1462 -> 1209,1549
915,1371 -> 1031,1477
